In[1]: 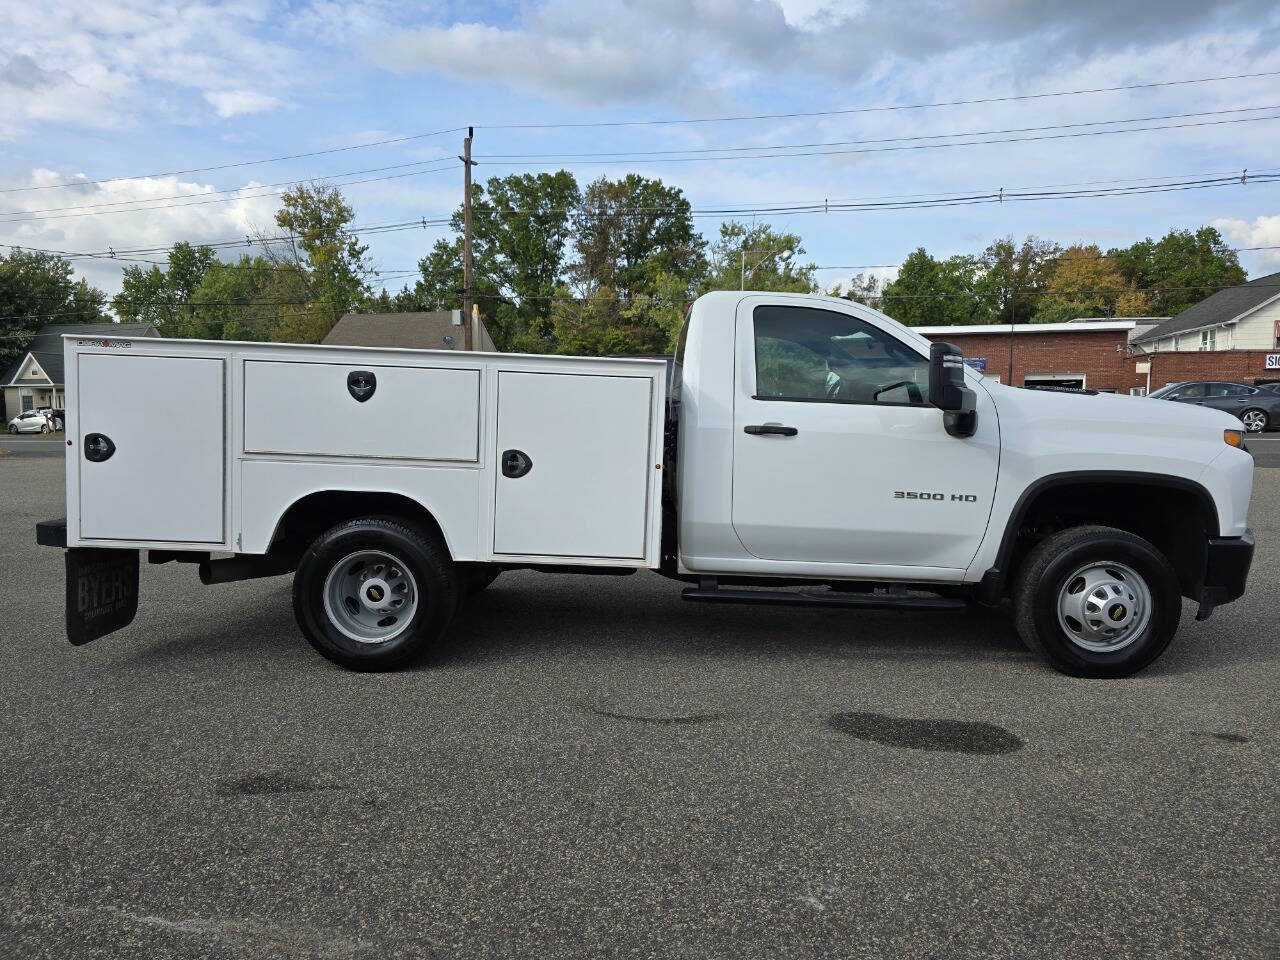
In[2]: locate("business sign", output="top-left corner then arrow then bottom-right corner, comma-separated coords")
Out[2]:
1266,354 -> 1280,370
963,356 -> 987,373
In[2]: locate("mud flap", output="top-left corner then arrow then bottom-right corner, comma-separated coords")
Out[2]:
66,548 -> 139,646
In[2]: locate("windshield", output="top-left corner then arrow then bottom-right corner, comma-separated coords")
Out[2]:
1147,383 -> 1182,399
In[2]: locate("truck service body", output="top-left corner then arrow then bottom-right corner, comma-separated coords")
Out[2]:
38,291 -> 1255,677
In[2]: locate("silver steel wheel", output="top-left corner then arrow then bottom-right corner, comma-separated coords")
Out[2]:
1241,409 -> 1267,433
321,550 -> 419,644
1056,560 -> 1152,653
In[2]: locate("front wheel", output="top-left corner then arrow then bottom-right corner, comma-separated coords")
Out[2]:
1013,525 -> 1182,678
7,425 -> 16,434
292,516 -> 459,671
1240,408 -> 1268,433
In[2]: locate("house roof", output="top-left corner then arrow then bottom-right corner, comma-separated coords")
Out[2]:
3,322 -> 160,385
1133,271 -> 1280,343
323,311 -> 496,351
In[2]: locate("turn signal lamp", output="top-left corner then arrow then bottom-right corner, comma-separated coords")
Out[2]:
1224,429 -> 1245,448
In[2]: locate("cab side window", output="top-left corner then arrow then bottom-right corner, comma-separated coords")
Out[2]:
753,305 -> 929,406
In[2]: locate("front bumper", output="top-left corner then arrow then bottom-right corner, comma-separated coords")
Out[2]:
1196,529 -> 1254,621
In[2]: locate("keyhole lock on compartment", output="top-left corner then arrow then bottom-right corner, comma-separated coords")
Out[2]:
501,449 -> 532,479
83,433 -> 116,462
346,370 -> 377,402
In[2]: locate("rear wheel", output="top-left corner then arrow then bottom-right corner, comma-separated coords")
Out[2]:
1013,525 -> 1181,678
1240,408 -> 1268,433
292,516 -> 458,671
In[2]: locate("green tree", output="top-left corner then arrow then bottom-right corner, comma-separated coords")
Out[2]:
0,250 -> 108,367
829,273 -> 883,311
113,241 -> 217,336
272,183 -> 374,339
1107,226 -> 1246,316
555,175 -> 705,355
409,171 -> 581,351
700,221 -> 816,294
571,175 -> 704,296
975,235 -> 1062,325
879,249 -> 987,326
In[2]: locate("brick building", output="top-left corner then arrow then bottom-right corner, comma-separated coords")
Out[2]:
915,320 -> 1280,395
914,321 -> 1146,392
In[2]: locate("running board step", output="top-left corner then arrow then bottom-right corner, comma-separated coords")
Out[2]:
681,586 -> 965,610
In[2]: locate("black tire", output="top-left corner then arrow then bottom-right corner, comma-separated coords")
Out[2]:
1240,408 -> 1268,433
292,516 -> 459,671
1013,525 -> 1181,678
40,423 -> 50,434
7,425 -> 16,434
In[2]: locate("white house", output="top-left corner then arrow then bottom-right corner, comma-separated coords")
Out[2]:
2,322 -> 160,419
1132,270 -> 1280,353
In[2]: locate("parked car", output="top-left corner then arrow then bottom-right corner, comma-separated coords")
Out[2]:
1147,380 -> 1280,433
7,410 -> 52,434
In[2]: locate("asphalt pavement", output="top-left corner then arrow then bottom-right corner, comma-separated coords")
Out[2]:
1,456 -> 1276,959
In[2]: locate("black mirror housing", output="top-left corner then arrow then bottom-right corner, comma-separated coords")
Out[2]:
929,341 -> 978,437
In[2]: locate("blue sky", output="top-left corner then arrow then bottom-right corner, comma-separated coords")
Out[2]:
3,0 -> 1280,299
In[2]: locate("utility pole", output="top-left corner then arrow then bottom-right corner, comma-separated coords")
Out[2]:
460,127 -> 475,351
1006,273 -> 1017,385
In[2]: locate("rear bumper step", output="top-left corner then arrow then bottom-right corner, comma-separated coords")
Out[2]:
36,517 -> 67,548
681,585 -> 965,610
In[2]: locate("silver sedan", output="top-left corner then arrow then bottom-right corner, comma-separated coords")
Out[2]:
7,411 -> 52,434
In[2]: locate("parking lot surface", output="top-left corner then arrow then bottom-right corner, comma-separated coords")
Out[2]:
1,455 -> 1276,959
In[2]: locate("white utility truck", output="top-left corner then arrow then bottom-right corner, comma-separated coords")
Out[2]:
37,292 -> 1255,677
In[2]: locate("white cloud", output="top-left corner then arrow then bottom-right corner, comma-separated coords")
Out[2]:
1213,213 -> 1280,269
1,169 -> 282,295
366,0 -> 1280,108
204,90 -> 288,118
0,0 -> 302,136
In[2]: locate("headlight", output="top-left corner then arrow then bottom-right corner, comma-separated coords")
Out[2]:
1224,429 -> 1245,448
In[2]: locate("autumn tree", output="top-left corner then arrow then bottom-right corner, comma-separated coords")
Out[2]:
1033,244 -> 1148,324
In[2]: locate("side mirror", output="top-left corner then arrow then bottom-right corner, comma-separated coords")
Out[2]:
929,341 -> 977,438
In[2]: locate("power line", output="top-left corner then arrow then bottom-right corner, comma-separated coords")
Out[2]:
477,104 -> 1280,160
0,163 -> 461,224
6,67 -> 1276,201
0,160 -> 461,219
476,112 -> 1280,166
0,127 -> 467,195
6,168 -> 1276,271
479,69 -> 1280,129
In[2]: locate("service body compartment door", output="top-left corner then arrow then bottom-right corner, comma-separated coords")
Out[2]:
243,360 -> 479,461
78,353 -> 225,543
494,372 -> 652,560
